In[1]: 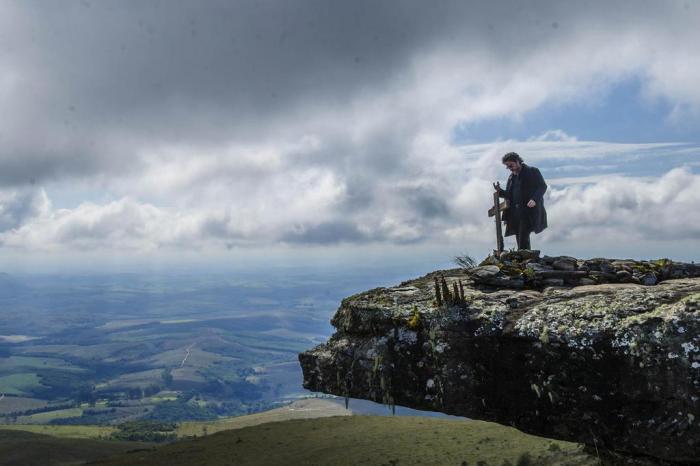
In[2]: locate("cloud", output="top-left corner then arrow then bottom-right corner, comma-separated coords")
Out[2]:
1,1 -> 699,183
0,197 -> 167,250
0,1 -> 699,258
2,139 -> 698,254
281,221 -> 372,245
528,130 -> 578,143
542,167 -> 700,242
0,188 -> 50,232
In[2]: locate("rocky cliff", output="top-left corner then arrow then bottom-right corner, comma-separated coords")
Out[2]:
299,252 -> 700,464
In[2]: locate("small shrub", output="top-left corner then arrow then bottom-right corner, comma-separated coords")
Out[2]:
434,276 -> 442,307
110,420 -> 178,443
407,305 -> 421,329
515,453 -> 532,466
454,253 -> 477,269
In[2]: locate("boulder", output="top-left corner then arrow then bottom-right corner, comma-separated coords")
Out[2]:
499,249 -> 541,262
585,259 -> 616,274
525,262 -> 551,272
552,257 -> 577,271
470,265 -> 501,280
639,273 -> 658,286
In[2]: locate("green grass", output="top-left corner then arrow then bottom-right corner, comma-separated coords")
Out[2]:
94,416 -> 597,465
0,398 -> 344,440
0,356 -> 84,373
145,348 -> 230,368
16,407 -> 83,423
0,402 -> 598,465
97,369 -> 164,390
176,398 -> 350,437
145,391 -> 179,403
79,400 -> 109,408
0,402 -> 597,465
0,429 -> 146,465
0,373 -> 42,396
0,396 -> 48,415
0,424 -> 116,439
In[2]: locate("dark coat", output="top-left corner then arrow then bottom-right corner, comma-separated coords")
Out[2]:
498,164 -> 548,236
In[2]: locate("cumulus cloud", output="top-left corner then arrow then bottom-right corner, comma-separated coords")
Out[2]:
542,167 -> 700,243
1,1 -> 699,181
0,1 -> 699,258
2,139 -> 698,254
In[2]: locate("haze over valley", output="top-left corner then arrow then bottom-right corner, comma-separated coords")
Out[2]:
0,265 -> 426,425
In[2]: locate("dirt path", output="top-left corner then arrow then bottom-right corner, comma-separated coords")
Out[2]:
180,343 -> 195,368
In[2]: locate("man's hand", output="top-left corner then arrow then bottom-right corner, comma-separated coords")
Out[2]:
493,182 -> 501,191
527,199 -> 536,208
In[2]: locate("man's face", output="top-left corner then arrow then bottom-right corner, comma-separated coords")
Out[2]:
504,160 -> 521,174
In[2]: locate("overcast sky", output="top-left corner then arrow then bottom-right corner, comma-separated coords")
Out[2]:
1,0 -> 699,272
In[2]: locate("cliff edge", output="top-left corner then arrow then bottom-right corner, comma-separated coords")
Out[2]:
299,252 -> 700,464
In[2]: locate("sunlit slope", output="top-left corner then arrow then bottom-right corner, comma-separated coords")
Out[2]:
94,416 -> 596,466
0,398 -> 348,440
176,397 -> 350,437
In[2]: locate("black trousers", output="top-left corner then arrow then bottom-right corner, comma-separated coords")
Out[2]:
512,206 -> 531,250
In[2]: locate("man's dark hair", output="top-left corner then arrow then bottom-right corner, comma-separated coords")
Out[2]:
502,152 -> 524,164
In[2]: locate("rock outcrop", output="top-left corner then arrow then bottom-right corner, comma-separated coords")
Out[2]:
299,254 -> 700,464
469,250 -> 697,289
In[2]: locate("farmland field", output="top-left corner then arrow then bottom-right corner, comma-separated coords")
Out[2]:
0,265 -> 420,425
0,396 -> 48,414
0,374 -> 42,396
0,423 -> 116,439
16,407 -> 83,424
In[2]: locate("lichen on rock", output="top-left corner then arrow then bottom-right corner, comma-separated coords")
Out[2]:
299,253 -> 700,464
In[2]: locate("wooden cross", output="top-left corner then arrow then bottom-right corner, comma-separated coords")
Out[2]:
488,191 -> 508,254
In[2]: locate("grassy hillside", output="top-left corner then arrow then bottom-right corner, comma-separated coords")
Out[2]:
176,397 -> 351,437
0,429 -> 146,466
0,405 -> 598,465
0,423 -> 116,439
0,398 -> 347,440
94,416 -> 597,466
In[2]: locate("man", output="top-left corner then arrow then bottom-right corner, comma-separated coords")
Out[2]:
493,152 -> 547,250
